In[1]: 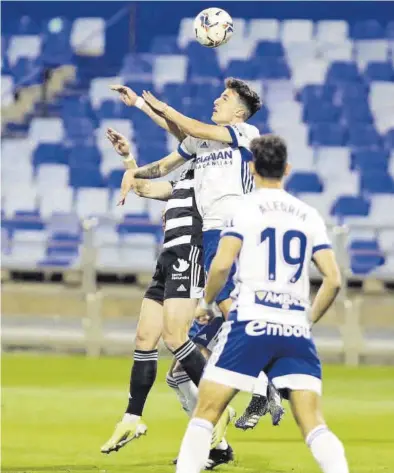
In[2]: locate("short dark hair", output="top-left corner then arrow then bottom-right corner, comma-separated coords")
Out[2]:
250,135 -> 287,179
225,77 -> 261,118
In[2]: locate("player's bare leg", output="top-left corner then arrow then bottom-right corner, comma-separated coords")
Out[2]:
176,379 -> 237,473
218,298 -> 284,429
289,390 -> 349,473
101,298 -> 163,454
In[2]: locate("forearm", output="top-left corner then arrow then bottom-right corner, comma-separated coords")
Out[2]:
142,104 -> 186,142
134,180 -> 172,201
134,161 -> 164,179
122,154 -> 137,170
310,279 -> 341,325
204,262 -> 232,304
164,106 -> 207,139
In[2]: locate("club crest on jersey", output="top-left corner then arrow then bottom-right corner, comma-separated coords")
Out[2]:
255,291 -> 306,312
195,150 -> 233,169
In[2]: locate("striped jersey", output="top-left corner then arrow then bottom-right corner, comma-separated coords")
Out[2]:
177,122 -> 260,232
162,165 -> 203,250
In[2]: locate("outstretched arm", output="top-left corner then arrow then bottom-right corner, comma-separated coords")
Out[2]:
142,91 -> 233,143
106,128 -> 174,202
110,85 -> 186,142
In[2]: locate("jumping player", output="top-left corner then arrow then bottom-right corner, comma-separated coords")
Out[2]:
101,124 -> 233,468
176,135 -> 349,473
115,78 -> 284,424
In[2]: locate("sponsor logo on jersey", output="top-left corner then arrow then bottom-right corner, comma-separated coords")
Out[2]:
195,150 -> 233,169
177,284 -> 187,292
173,258 -> 190,272
255,291 -> 306,312
245,321 -> 311,339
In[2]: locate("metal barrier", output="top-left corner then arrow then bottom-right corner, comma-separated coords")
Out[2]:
2,222 -> 394,364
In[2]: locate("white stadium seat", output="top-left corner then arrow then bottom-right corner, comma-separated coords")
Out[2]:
153,55 -> 188,91
7,35 -> 41,66
316,21 -> 349,43
292,59 -> 329,89
36,164 -> 69,191
109,191 -> 147,216
316,148 -> 351,178
285,41 -> 319,69
75,188 -> 109,218
1,75 -> 14,107
318,40 -> 353,63
281,20 -> 314,44
90,77 -> 121,108
248,19 -> 280,41
368,195 -> 394,225
29,118 -> 64,144
355,40 -> 389,68
97,119 -> 134,141
177,17 -> 196,49
39,188 -> 74,218
147,199 -> 166,223
71,18 -> 105,56
264,80 -> 294,106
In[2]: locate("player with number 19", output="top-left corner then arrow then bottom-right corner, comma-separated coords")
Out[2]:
176,134 -> 349,473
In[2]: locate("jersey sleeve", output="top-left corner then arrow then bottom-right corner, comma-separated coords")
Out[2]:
178,136 -> 197,161
220,209 -> 250,242
225,123 -> 259,149
311,212 -> 332,255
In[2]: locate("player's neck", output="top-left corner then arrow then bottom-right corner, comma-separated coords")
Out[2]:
254,176 -> 283,190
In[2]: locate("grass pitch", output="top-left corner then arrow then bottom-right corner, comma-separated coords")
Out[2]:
2,354 -> 394,473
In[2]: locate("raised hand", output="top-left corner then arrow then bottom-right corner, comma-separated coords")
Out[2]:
106,127 -> 131,157
142,90 -> 168,114
118,169 -> 137,206
110,84 -> 138,107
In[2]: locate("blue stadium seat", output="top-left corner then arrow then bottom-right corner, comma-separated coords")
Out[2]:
350,20 -> 385,40
61,97 -> 93,118
285,172 -> 323,194
11,58 -> 42,87
326,62 -> 361,85
124,80 -> 155,95
254,41 -> 284,57
337,83 -> 369,103
331,196 -> 370,217
69,167 -> 105,188
96,100 -> 125,119
64,118 -> 95,141
342,102 -> 373,124
364,62 -> 394,82
361,172 -> 394,193
12,16 -> 41,35
151,35 -> 181,54
257,58 -> 290,79
309,123 -> 346,146
387,21 -> 394,39
348,124 -> 381,148
121,54 -> 153,81
187,43 -> 222,80
9,211 -> 45,231
298,85 -> 336,104
107,169 -> 124,189
69,145 -> 101,168
33,143 -> 68,167
384,129 -> 394,149
349,240 -> 384,275
225,59 -> 259,80
352,150 -> 388,172
303,101 -> 340,124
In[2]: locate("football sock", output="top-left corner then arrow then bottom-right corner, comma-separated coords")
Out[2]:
176,418 -> 213,473
166,371 -> 190,415
306,425 -> 349,473
173,370 -> 198,416
125,349 -> 158,416
173,340 -> 206,386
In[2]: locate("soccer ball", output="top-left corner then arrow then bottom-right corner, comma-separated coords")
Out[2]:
194,8 -> 234,48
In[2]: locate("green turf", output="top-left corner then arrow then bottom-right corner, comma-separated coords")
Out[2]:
2,354 -> 394,473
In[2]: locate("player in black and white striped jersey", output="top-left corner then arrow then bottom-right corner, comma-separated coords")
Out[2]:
101,125 -> 233,468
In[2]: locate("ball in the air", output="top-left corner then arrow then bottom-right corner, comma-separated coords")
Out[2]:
194,8 -> 234,48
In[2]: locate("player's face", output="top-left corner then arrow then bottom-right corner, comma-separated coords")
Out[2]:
212,88 -> 242,124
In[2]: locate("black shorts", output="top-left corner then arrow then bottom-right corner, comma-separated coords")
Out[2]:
145,245 -> 204,303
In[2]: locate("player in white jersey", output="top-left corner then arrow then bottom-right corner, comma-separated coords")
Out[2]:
116,78 -> 284,424
175,135 -> 349,473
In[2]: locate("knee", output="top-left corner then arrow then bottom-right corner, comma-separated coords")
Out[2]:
162,328 -> 187,352
135,328 -> 157,351
194,398 -> 221,424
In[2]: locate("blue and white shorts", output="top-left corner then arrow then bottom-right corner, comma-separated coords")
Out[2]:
203,312 -> 322,398
189,316 -> 224,351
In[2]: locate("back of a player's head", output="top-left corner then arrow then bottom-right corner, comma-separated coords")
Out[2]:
250,135 -> 287,179
225,77 -> 261,119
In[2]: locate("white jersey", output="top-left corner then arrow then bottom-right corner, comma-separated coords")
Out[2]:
222,188 -> 332,327
178,123 -> 260,231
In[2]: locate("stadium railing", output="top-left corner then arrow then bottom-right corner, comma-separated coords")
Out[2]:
2,220 -> 394,364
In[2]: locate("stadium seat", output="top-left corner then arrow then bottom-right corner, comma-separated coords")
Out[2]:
254,41 -> 284,57
361,172 -> 394,194
10,57 -> 42,87
93,225 -> 119,246
337,82 -> 369,103
12,15 -> 41,35
364,62 -> 394,82
297,192 -> 335,222
387,21 -> 394,39
33,143 -> 68,167
285,41 -> 318,68
248,19 -> 280,41
281,20 -> 314,43
39,188 -> 74,218
369,82 -> 394,113
120,54 -> 153,82
316,20 -> 349,43
303,101 -> 340,123
177,18 -> 196,49
318,40 -> 353,63
69,145 -> 101,168
147,198 -> 166,223
331,195 -> 370,218
106,169 -> 124,189
350,20 -> 385,40
118,234 -> 157,272
2,138 -> 34,168
225,59 -> 259,80
355,40 -> 389,68
298,84 -> 336,104
326,61 -> 361,84
36,164 -> 69,190
6,239 -> 47,268
7,35 -> 41,66
75,188 -> 109,218
3,186 -> 38,217
2,166 -> 33,194
151,35 -> 181,55
352,150 -> 388,172
186,43 -> 222,81
71,17 -> 105,56
153,55 -> 188,90
265,80 -> 294,107
379,229 -> 394,253
349,240 -> 384,275
29,118 -> 64,144
109,191 -> 147,216
47,213 -> 80,236
348,124 -> 381,148
96,100 -> 125,119
285,172 -> 323,194
41,18 -> 73,66
316,147 -> 351,177
309,123 -> 346,146
342,102 -> 373,124
384,129 -> 394,149
90,77 -> 121,108
288,145 -> 315,171
69,167 -> 105,188
292,59 -> 329,89
368,195 -> 394,225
